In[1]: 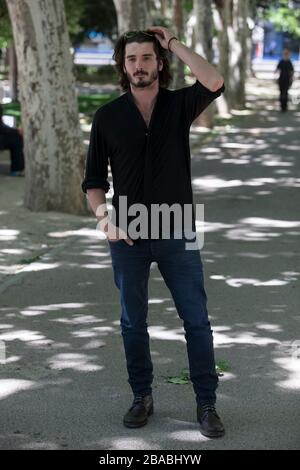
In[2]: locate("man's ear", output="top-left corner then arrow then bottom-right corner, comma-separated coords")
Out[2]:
158,58 -> 163,72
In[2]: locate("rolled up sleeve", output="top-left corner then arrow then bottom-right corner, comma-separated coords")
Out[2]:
81,109 -> 110,194
184,79 -> 225,126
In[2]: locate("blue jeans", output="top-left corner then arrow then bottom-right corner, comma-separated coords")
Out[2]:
108,234 -> 218,406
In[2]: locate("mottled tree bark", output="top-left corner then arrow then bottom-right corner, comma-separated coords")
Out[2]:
6,0 -> 86,213
8,42 -> 18,101
215,0 -> 250,110
172,0 -> 185,89
113,0 -> 151,35
232,0 -> 249,108
194,0 -> 216,128
214,0 -> 231,110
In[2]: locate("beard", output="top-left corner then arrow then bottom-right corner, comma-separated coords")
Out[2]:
126,67 -> 159,89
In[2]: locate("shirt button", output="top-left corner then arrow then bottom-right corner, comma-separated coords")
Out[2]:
145,132 -> 149,136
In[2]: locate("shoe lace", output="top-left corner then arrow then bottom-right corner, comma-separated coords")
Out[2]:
200,404 -> 219,418
133,396 -> 144,405
129,395 -> 144,411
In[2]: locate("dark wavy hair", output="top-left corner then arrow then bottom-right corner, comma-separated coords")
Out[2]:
112,30 -> 172,91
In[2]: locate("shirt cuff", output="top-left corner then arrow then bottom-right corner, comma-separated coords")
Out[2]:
81,178 -> 110,194
194,79 -> 225,95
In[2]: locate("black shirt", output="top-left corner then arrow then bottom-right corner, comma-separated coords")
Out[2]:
276,59 -> 294,85
81,79 -> 225,239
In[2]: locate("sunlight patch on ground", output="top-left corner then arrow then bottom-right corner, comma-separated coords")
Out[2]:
53,315 -> 105,325
240,217 -> 300,228
0,229 -> 19,241
1,249 -> 26,254
225,126 -> 296,134
148,326 -> 185,342
20,303 -> 89,317
72,326 -> 114,338
221,158 -> 250,165
198,147 -> 220,153
201,221 -> 235,233
256,323 -> 283,332
47,353 -> 102,371
168,429 -> 209,442
0,329 -> 45,342
148,298 -> 170,304
213,331 -> 281,347
82,263 -> 111,269
96,437 -> 155,450
48,228 -> 105,239
17,262 -> 60,273
210,274 -> 289,287
0,355 -> 20,364
0,379 -> 35,399
274,357 -> 300,390
220,142 -> 257,149
231,109 -> 254,116
192,175 -> 300,192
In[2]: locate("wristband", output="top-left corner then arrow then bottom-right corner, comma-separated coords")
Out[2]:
167,36 -> 178,52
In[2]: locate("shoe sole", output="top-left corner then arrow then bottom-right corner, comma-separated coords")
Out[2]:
123,404 -> 154,428
199,427 -> 225,438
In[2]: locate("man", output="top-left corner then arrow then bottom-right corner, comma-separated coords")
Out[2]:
275,48 -> 294,112
0,105 -> 25,176
81,26 -> 225,438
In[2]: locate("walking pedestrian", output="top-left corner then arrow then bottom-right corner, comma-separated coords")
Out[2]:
276,48 -> 294,112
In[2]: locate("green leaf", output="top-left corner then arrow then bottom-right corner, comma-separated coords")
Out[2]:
165,368 -> 190,385
216,360 -> 230,373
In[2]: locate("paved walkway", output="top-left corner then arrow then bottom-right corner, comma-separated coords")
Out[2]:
0,78 -> 299,449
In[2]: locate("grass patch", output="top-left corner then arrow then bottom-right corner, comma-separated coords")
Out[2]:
216,360 -> 230,376
75,65 -> 118,85
78,92 -> 118,115
164,360 -> 230,385
19,255 -> 41,264
1,91 -> 119,125
166,368 -> 190,385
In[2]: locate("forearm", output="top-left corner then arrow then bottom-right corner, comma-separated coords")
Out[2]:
169,39 -> 224,91
86,188 -> 132,244
86,188 -> 108,222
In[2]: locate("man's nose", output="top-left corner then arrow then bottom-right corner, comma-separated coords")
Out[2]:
135,60 -> 143,70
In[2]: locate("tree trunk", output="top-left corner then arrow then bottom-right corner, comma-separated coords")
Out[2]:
232,0 -> 249,108
214,0 -> 250,110
6,0 -> 86,214
8,42 -> 18,101
214,0 -> 231,110
194,0 -> 216,128
247,0 -> 257,79
172,0 -> 185,89
113,0 -> 151,35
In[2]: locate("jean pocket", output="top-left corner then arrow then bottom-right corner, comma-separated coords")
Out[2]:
108,239 -> 124,244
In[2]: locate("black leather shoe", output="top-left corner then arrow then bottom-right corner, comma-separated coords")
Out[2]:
123,395 -> 154,428
197,404 -> 225,438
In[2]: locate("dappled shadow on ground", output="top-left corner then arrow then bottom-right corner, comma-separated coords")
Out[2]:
0,78 -> 299,449
0,218 -> 299,449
